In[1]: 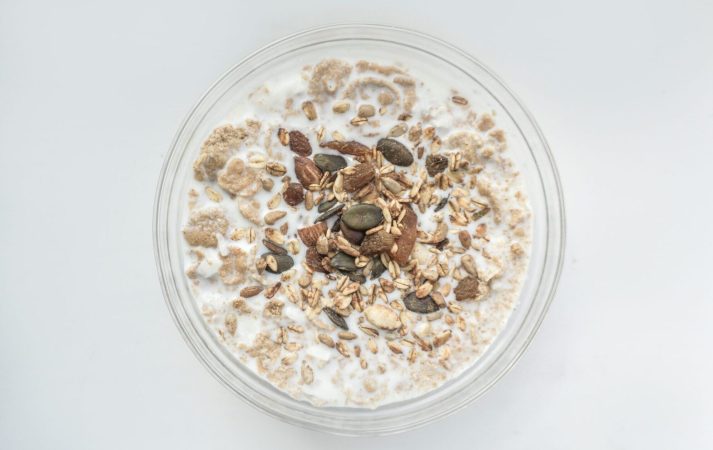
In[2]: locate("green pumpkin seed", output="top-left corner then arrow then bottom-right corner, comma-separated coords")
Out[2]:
403,291 -> 439,314
434,195 -> 450,212
377,138 -> 413,166
263,253 -> 294,274
323,307 -> 348,330
370,257 -> 387,279
340,221 -> 365,245
342,270 -> 366,283
342,204 -> 383,231
318,199 -> 338,213
314,154 -> 347,173
330,252 -> 358,272
314,203 -> 345,223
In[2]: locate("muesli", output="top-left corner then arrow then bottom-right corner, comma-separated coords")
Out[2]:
181,59 -> 531,407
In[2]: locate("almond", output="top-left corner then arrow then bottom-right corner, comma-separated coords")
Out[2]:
306,247 -> 327,273
283,182 -> 304,206
240,286 -> 263,298
391,207 -> 417,265
342,162 -> 376,193
288,130 -> 312,156
320,140 -> 370,158
294,156 -> 323,188
297,222 -> 327,246
359,230 -> 395,256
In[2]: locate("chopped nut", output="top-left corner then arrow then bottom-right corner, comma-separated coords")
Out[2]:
264,210 -> 287,225
301,100 -> 318,120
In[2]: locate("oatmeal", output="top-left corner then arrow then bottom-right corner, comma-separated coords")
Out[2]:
181,59 -> 532,407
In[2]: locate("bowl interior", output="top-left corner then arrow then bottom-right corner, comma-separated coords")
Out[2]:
155,24 -> 564,435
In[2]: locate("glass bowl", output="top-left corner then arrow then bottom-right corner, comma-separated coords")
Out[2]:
154,24 -> 565,436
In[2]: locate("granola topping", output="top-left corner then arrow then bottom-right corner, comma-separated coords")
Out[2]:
181,59 -> 532,407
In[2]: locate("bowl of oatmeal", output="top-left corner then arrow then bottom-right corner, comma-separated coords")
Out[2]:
154,24 -> 565,435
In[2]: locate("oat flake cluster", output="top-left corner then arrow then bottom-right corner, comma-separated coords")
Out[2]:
182,59 -> 531,407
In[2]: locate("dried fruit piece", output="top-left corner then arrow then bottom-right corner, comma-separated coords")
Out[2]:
342,204 -> 384,231
391,207 -> 417,265
364,305 -> 401,330
323,307 -> 348,330
377,138 -> 413,166
360,231 -> 395,256
330,252 -> 358,272
403,292 -> 439,314
297,222 -> 327,246
305,247 -> 327,273
425,154 -> 448,176
342,162 -> 376,193
320,140 -> 370,158
294,156 -> 323,188
454,275 -> 479,301
283,183 -> 304,206
288,130 -> 312,156
313,154 -> 347,173
263,253 -> 294,274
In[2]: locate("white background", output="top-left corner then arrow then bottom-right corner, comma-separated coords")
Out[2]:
1,0 -> 712,448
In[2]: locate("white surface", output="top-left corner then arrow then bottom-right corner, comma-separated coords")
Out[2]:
1,1 -> 712,448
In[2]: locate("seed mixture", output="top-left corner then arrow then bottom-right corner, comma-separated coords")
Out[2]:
181,59 -> 532,407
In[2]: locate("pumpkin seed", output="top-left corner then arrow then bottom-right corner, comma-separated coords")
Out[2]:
376,138 -> 414,166
340,221 -> 365,245
370,257 -> 387,279
342,204 -> 384,231
314,154 -> 347,173
262,253 -> 294,274
323,307 -> 348,330
314,203 -> 345,223
318,199 -> 337,213
434,195 -> 449,212
403,291 -> 440,314
330,252 -> 358,272
340,270 -> 366,283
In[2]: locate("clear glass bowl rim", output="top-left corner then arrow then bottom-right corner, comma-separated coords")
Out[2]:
153,23 -> 566,436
